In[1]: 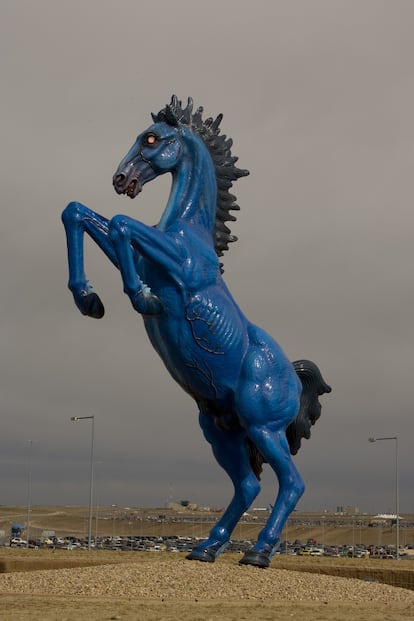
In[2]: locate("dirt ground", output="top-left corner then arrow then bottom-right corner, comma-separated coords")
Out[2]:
0,551 -> 413,621
1,507 -> 413,620
1,594 -> 412,621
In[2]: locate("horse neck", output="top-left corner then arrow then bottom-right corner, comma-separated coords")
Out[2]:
158,135 -> 217,241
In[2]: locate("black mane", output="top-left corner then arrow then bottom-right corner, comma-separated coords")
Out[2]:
152,96 -> 249,271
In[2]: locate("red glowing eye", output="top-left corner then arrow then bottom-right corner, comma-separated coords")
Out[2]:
146,134 -> 157,145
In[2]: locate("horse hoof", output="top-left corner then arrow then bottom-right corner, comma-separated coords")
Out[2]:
77,292 -> 105,318
186,540 -> 228,563
239,550 -> 271,568
131,291 -> 163,315
186,549 -> 216,563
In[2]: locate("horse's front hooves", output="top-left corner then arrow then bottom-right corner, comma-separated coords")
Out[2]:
239,550 -> 271,569
186,549 -> 216,563
131,291 -> 163,315
76,292 -> 105,319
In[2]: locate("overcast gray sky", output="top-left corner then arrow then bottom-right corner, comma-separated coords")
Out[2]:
1,0 -> 412,516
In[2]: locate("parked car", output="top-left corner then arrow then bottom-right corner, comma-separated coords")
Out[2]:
10,537 -> 27,547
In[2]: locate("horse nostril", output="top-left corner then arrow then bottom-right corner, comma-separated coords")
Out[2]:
114,173 -> 126,187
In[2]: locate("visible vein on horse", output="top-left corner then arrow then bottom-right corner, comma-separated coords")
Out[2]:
186,309 -> 224,355
185,359 -> 218,397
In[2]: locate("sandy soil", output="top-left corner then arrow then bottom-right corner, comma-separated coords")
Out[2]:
0,551 -> 413,621
2,595 -> 413,621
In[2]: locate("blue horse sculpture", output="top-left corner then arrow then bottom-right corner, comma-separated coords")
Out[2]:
62,96 -> 331,568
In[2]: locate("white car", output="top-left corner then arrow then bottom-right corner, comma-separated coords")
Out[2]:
10,537 -> 27,546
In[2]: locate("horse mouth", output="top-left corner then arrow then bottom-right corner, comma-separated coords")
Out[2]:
126,177 -> 142,198
113,172 -> 142,198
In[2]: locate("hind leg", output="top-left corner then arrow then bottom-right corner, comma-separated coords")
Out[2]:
235,341 -> 304,568
187,411 -> 261,563
239,424 -> 304,567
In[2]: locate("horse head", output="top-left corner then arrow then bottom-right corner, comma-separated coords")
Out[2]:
112,121 -> 184,199
113,96 -> 249,268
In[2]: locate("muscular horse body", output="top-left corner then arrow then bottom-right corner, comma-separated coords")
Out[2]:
62,96 -> 331,567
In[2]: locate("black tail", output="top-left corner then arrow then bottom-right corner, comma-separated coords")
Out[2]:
286,359 -> 332,455
248,359 -> 331,479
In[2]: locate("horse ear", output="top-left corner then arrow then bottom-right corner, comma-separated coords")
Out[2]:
170,94 -> 179,108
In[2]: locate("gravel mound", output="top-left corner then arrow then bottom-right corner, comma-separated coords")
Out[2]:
0,559 -> 413,602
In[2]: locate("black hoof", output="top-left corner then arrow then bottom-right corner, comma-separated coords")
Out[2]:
131,291 -> 163,315
186,549 -> 216,563
239,550 -> 271,568
77,292 -> 105,319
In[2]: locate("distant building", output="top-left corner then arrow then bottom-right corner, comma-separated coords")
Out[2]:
166,502 -> 198,512
372,513 -> 403,525
336,506 -> 361,515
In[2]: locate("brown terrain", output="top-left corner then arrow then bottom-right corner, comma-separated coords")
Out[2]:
1,505 -> 411,546
0,506 -> 413,621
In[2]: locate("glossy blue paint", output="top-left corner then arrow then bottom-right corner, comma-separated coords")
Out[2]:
62,97 -> 331,568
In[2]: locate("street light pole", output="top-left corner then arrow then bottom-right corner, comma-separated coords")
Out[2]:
368,436 -> 400,560
26,440 -> 33,549
71,416 -> 95,550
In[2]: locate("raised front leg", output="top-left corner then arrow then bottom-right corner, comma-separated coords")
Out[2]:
62,202 -> 163,317
108,215 -> 186,315
62,201 -> 117,318
186,411 -> 261,563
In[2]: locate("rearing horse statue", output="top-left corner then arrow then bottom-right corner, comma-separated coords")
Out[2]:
62,96 -> 331,568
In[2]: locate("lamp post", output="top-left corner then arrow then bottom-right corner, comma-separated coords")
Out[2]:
94,461 -> 104,542
368,436 -> 400,560
71,416 -> 95,550
26,440 -> 33,549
